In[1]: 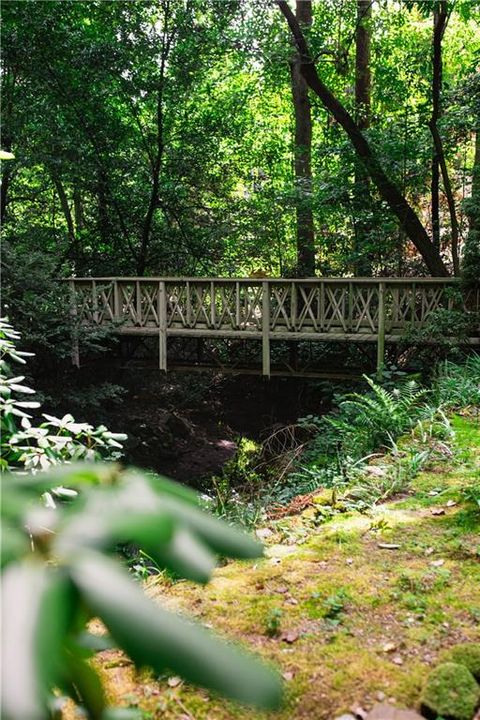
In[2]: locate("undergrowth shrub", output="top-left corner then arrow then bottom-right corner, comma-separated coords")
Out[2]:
268,357 -> 478,512
0,318 -> 126,480
433,354 -> 480,410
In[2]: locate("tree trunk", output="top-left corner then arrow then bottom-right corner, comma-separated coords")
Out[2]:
290,0 -> 315,277
277,0 -> 449,277
137,0 -> 171,276
430,3 -> 443,252
73,187 -> 84,234
52,175 -> 76,250
463,127 -> 480,284
353,0 -> 372,275
429,1 -> 460,274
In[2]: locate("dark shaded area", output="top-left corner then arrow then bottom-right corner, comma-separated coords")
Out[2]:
44,361 -> 343,484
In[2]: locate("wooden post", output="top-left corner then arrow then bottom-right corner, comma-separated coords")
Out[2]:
235,281 -> 241,329
158,280 -> 167,371
262,281 -> 270,378
376,281 -> 386,380
319,281 -> 325,331
113,280 -> 121,322
69,280 -> 80,368
348,281 -> 353,331
186,280 -> 192,327
136,280 -> 142,326
92,280 -> 98,324
291,281 -> 297,330
210,280 -> 216,329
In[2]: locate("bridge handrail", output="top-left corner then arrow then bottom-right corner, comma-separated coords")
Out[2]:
66,277 -> 479,376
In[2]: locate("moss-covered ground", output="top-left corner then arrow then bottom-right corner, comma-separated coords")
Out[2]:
95,416 -> 480,719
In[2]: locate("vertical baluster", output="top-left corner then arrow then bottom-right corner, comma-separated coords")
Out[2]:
186,280 -> 192,327
235,281 -> 241,329
92,280 -> 98,324
210,280 -> 216,329
113,280 -> 121,322
69,280 -> 80,367
320,281 -> 325,331
262,281 -> 270,377
348,281 -> 353,332
410,282 -> 416,329
136,280 -> 142,325
376,281 -> 386,379
158,280 -> 167,371
291,281 -> 297,331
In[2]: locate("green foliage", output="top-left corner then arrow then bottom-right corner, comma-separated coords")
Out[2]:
0,318 -> 126,475
434,354 -> 480,409
265,608 -> 283,638
420,662 -> 479,720
327,376 -> 427,458
1,463 -> 283,720
270,358 -> 476,515
1,0 -> 478,277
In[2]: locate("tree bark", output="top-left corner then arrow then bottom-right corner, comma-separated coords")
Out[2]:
137,0 -> 171,276
430,3 -> 444,252
52,175 -> 76,250
277,0 -> 449,277
429,1 -> 459,274
463,126 -> 480,284
290,0 -> 315,277
353,0 -> 372,275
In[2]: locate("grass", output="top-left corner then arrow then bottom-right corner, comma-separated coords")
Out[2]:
86,415 -> 480,720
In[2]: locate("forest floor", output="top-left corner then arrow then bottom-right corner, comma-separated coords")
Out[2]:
95,415 -> 479,720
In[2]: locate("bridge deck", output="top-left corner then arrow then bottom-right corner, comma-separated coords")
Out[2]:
68,277 -> 480,377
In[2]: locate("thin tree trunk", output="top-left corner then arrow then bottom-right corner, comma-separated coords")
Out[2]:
137,1 -> 171,276
353,0 -> 372,275
290,0 -> 315,277
429,1 -> 459,274
73,188 -> 84,234
463,127 -> 480,284
1,164 -> 12,225
52,175 -> 76,250
277,0 -> 449,277
430,3 -> 443,252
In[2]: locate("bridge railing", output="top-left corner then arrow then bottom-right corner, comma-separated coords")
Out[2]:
68,277 -> 480,375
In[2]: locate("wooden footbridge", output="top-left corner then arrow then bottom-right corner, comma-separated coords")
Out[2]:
68,277 -> 479,377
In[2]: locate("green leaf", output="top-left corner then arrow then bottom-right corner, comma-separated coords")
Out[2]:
63,650 -> 106,720
144,470 -> 200,506
145,525 -> 216,584
71,552 -> 283,710
0,523 -> 29,567
1,562 -> 75,720
124,471 -> 263,560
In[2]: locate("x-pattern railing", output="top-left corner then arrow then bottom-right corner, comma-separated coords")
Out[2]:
68,277 -> 479,376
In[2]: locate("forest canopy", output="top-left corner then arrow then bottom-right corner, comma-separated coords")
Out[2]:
1,0 -> 479,280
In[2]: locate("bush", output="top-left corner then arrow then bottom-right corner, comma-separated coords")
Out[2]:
1,464 -> 282,720
0,318 -> 126,480
326,376 -> 426,459
434,354 -> 480,410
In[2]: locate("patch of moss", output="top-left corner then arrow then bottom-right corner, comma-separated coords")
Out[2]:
420,662 -> 479,720
442,643 -> 480,681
